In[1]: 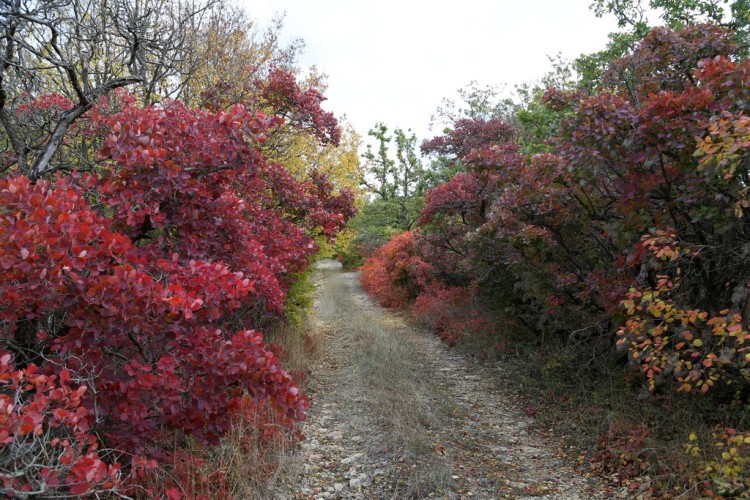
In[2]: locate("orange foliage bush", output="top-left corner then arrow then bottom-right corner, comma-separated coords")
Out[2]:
359,231 -> 432,308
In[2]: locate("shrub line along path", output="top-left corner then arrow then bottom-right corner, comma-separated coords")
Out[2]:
276,260 -> 622,499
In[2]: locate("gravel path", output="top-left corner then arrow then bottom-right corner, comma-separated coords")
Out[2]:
275,260 -> 622,499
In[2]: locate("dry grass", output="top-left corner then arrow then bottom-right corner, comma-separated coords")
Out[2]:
314,268 -> 458,497
162,402 -> 302,499
211,402 -> 302,499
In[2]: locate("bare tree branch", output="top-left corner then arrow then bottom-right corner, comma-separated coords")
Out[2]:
0,0 -> 220,180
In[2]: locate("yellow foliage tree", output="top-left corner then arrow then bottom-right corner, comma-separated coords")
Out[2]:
175,3 -> 303,108
268,123 -> 365,260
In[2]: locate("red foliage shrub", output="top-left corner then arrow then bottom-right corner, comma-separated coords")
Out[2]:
359,231 -> 431,308
260,69 -> 341,146
420,117 -> 515,159
410,285 -> 486,345
0,353 -> 121,497
362,233 -> 499,347
0,69 -> 354,496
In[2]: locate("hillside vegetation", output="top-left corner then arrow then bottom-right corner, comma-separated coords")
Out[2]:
357,8 -> 750,499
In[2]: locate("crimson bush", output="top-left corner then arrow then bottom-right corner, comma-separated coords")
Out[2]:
1,70 -> 354,496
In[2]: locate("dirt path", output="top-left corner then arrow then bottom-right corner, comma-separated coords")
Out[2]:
276,260 -> 620,499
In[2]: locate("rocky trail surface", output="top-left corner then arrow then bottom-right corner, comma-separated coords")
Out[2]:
275,260 -> 622,499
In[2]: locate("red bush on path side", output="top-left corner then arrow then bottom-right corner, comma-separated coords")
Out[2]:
360,23 -> 750,496
0,70 -> 355,497
364,24 -> 750,401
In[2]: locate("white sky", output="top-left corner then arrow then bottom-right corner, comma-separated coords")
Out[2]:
241,1 -> 622,145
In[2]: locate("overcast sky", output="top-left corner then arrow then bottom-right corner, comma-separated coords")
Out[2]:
241,1 -> 622,146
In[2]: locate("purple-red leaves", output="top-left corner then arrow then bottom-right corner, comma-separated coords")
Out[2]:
0,69 -> 351,497
363,24 -> 750,403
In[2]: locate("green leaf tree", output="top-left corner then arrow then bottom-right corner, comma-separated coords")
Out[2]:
348,123 -> 427,258
361,123 -> 426,231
